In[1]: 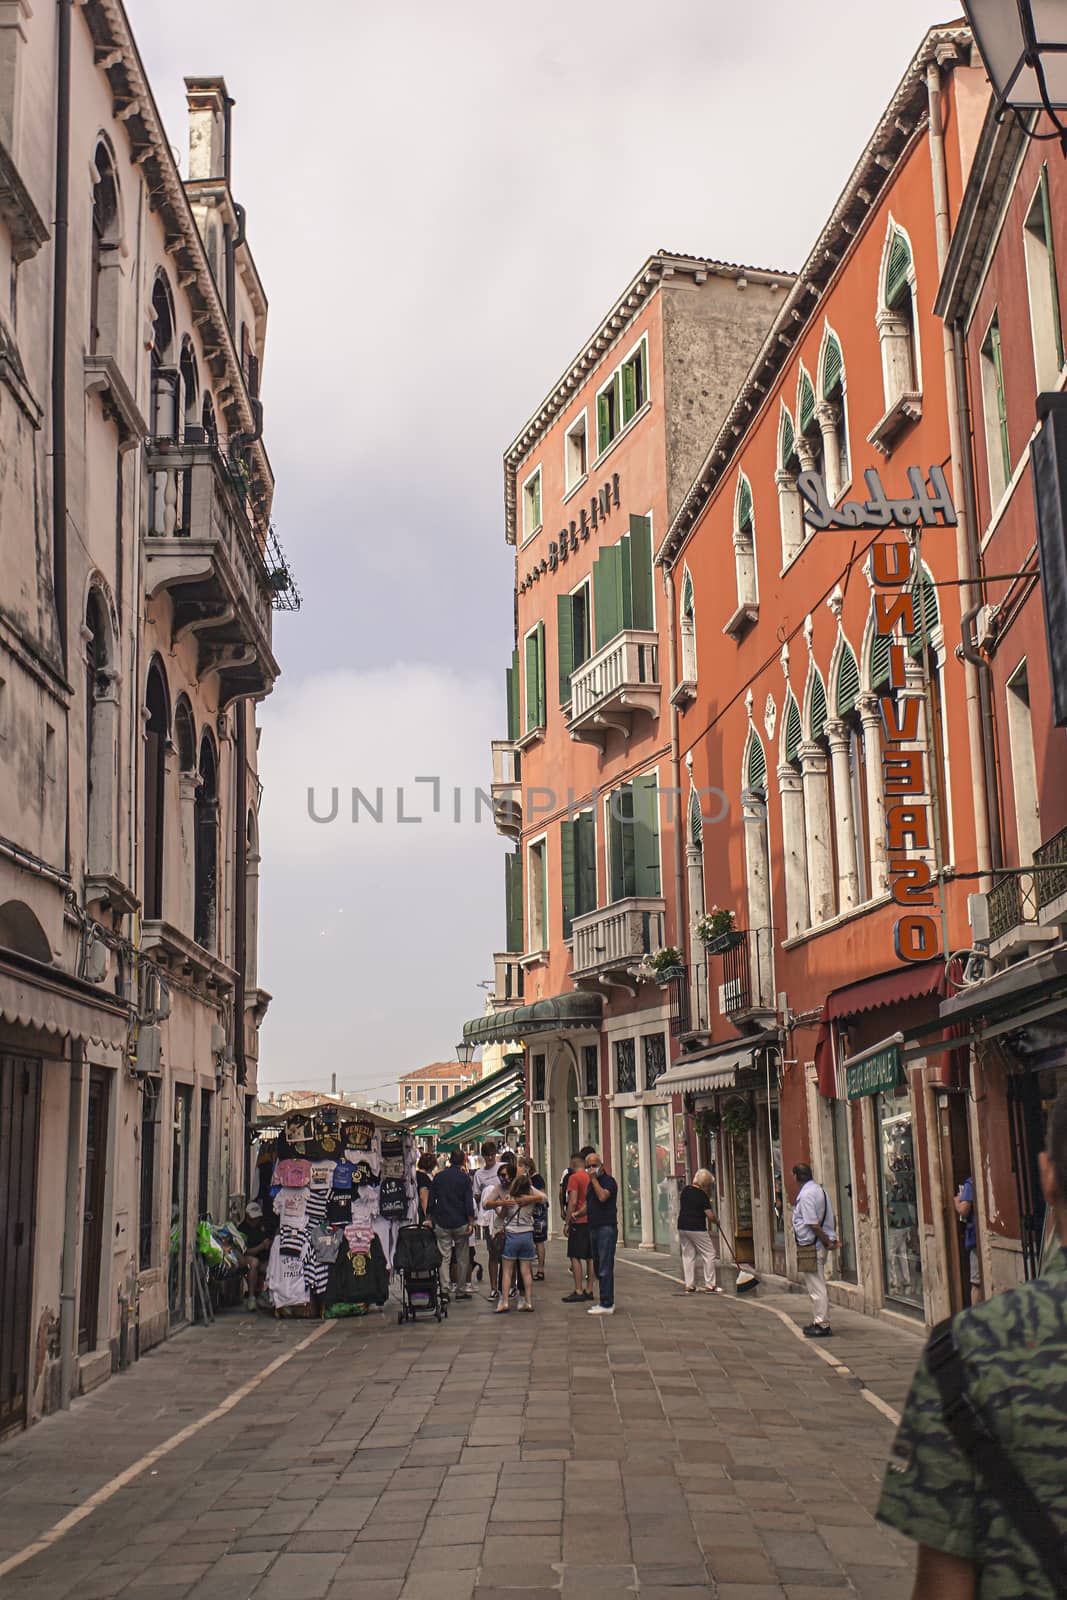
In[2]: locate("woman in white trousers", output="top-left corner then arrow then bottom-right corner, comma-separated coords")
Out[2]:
678,1168 -> 722,1293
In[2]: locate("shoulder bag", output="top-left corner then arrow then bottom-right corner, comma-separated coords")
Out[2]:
794,1187 -> 828,1274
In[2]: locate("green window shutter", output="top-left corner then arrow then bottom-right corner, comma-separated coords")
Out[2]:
835,646 -> 860,716
737,474 -> 753,531
557,593 -> 574,705
506,647 -> 519,740
780,410 -> 796,470
540,844 -> 548,949
908,568 -> 941,659
619,534 -> 634,630
688,789 -> 703,846
628,514 -> 654,630
990,319 -> 1011,483
560,819 -> 576,939
681,566 -> 694,618
631,772 -> 661,898
505,851 -> 523,953
885,229 -> 912,309
798,374 -> 816,436
870,627 -> 891,690
621,358 -> 637,424
535,621 -> 546,727
609,786 -> 636,902
784,696 -> 802,762
822,335 -> 843,399
593,545 -> 623,650
1040,167 -> 1064,366
597,390 -> 611,454
746,734 -> 767,793
525,625 -> 545,731
576,810 -> 596,917
809,673 -> 828,740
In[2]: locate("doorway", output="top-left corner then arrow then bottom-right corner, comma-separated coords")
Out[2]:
619,1108 -> 642,1244
729,1131 -> 755,1265
0,1054 -> 41,1437
935,1089 -> 974,1312
830,1098 -> 858,1283
169,1085 -> 192,1323
78,1068 -> 110,1354
565,1065 -> 579,1157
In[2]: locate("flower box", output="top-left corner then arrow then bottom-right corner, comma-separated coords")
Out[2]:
704,929 -> 744,955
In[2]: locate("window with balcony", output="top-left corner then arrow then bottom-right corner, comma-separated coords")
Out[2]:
150,272 -> 178,440
561,809 -> 596,938
1024,168 -> 1064,393
557,579 -> 591,705
607,773 -> 660,901
1007,660 -> 1041,864
980,313 -> 1011,504
527,837 -> 548,953
521,466 -> 542,544
614,1037 -> 637,1094
591,514 -> 654,649
565,412 -> 588,491
777,406 -> 805,566
523,621 -> 546,734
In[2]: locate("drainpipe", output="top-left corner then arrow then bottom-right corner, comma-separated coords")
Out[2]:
233,703 -> 248,1088
59,1038 -> 85,1409
926,61 -> 993,892
662,563 -> 687,967
51,0 -> 72,674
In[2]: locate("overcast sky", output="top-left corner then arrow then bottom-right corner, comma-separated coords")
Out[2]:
130,0 -> 955,1101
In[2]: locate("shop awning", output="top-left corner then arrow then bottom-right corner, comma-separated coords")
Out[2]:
0,950 -> 129,1053
654,1035 -> 777,1097
461,991 -> 602,1049
444,1087 -> 527,1145
396,1058 -> 523,1130
824,959 -> 945,1021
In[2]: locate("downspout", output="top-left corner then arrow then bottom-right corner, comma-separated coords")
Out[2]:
662,563 -> 687,991
51,0 -> 72,673
233,703 -> 248,1089
926,61 -> 993,892
59,1038 -> 85,1409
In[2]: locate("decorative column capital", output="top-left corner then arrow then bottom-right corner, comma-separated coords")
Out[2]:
823,717 -> 850,753
815,400 -> 840,431
797,739 -> 828,775
795,436 -> 819,471
777,762 -> 804,794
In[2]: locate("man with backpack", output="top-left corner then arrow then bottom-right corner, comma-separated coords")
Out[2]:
877,1084 -> 1067,1599
790,1163 -> 837,1338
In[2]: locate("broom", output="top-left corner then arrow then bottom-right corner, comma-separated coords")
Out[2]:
714,1219 -> 760,1293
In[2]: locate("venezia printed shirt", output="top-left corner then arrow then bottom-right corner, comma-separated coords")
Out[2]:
877,1245 -> 1067,1599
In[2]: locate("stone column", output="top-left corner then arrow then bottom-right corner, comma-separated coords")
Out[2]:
685,842 -> 707,1030
776,468 -> 803,565
733,530 -> 756,608
777,763 -> 809,938
86,670 -> 120,879
857,693 -> 888,895
816,401 -> 843,502
824,717 -> 859,912
798,740 -> 836,926
177,771 -> 199,937
742,788 -> 774,1005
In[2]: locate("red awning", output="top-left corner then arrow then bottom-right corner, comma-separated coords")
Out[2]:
824,959 -> 944,1021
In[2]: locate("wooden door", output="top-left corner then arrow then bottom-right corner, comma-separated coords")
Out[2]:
0,1054 -> 41,1438
78,1069 -> 110,1354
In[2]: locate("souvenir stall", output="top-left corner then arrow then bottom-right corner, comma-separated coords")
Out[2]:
256,1104 -> 418,1317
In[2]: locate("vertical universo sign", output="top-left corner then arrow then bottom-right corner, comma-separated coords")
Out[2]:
799,467 -> 958,965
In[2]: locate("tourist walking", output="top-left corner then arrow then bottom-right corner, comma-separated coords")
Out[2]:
490,1172 -> 548,1313
522,1156 -> 548,1280
416,1151 -> 436,1224
678,1169 -> 722,1293
428,1149 -> 475,1299
472,1141 -> 502,1296
585,1149 -> 618,1316
562,1152 -> 594,1302
791,1162 -> 837,1337
482,1157 -> 515,1302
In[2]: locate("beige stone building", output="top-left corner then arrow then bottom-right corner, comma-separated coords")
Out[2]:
0,0 -> 295,1434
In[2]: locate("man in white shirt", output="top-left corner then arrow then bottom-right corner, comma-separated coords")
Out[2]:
471,1141 -> 502,1301
791,1163 -> 838,1338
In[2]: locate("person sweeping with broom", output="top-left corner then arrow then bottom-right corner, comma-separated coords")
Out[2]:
677,1169 -> 723,1293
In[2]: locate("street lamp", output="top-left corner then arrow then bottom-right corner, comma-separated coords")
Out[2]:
964,1 -> 1067,146
455,1039 -> 475,1067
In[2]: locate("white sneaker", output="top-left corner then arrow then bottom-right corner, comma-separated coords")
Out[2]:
587,1304 -> 615,1315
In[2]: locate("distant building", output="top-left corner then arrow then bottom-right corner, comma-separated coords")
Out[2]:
398,1061 -> 480,1115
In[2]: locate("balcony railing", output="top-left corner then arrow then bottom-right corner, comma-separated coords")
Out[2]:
491,741 -> 522,839
492,953 -> 525,1009
1035,825 -> 1067,912
668,966 -> 691,1037
988,873 -> 1027,943
144,441 -> 286,705
567,629 -> 660,747
711,929 -> 776,1020
571,896 -> 666,983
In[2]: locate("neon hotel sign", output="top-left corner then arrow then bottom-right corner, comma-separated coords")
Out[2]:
799,466 -> 958,965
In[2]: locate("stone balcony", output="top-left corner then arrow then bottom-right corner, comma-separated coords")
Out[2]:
571,897 -> 666,992
567,630 -> 660,748
492,953 -> 525,1009
491,741 -> 522,839
143,441 -> 282,706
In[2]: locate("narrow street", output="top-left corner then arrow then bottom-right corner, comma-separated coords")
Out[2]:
1,1253 -> 923,1600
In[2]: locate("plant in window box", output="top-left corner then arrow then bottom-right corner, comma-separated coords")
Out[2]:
720,1096 -> 756,1138
696,906 -> 742,953
634,946 -> 685,985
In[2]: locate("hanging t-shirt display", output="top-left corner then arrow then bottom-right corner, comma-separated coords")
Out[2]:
331,1160 -> 355,1191
379,1177 -> 408,1220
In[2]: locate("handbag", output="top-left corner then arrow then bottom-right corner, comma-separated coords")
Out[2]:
795,1187 -> 829,1274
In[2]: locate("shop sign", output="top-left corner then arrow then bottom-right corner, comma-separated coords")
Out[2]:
518,473 -> 621,594
846,1043 -> 903,1102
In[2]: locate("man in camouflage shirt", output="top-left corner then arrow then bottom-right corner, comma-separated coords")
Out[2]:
877,1081 -> 1067,1599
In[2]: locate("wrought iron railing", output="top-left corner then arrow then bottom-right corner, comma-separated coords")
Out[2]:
1035,825 -> 1067,911
711,928 -> 775,1016
988,874 -> 1026,942
668,966 -> 691,1037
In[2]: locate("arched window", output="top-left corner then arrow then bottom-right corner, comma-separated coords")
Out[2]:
194,735 -> 219,951
150,273 -> 177,434
741,727 -> 774,1006
777,405 -> 804,565
90,140 -> 120,356
85,588 -> 117,881
727,473 -> 758,636
778,692 -> 808,937
179,339 -> 199,438
832,641 -> 870,904
143,660 -> 169,921
802,667 -> 836,925
878,224 -> 921,413
817,331 -> 850,501
680,564 -> 697,685
201,392 -> 218,448
796,369 -> 823,479
173,698 -> 197,935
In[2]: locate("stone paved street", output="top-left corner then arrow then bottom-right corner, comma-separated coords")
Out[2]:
0,1250 -> 927,1600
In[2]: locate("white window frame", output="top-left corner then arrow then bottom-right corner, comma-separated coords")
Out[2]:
817,321 -> 852,504
564,408 -> 589,498
979,309 -> 1010,507
520,463 -> 543,547
527,833 -> 548,955
1023,175 -> 1064,394
568,573 -> 592,674
592,332 -> 652,468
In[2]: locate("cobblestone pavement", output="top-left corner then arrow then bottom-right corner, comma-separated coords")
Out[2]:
0,1247 -> 928,1600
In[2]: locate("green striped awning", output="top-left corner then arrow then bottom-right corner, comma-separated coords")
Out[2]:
444,1086 -> 527,1146
462,991 -> 602,1049
397,1058 -> 522,1130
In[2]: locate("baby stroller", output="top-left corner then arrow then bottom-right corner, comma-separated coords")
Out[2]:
394,1226 -> 447,1323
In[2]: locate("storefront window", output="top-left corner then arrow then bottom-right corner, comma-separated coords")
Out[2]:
619,1107 -> 641,1243
761,1099 -> 784,1251
533,1111 -> 547,1189
831,1098 -> 858,1283
648,1101 -> 673,1247
878,1087 -> 923,1309
583,1106 -> 599,1149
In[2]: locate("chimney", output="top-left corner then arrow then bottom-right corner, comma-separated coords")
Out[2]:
185,76 -> 231,183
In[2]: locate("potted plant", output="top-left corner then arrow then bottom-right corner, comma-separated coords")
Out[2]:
721,1096 -> 756,1138
694,1107 -> 721,1138
634,946 -> 685,985
696,906 -> 743,954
